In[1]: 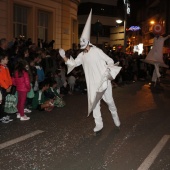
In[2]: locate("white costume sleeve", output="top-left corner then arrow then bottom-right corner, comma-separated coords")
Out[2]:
163,35 -> 170,41
97,48 -> 122,80
97,48 -> 114,65
96,48 -> 121,93
65,54 -> 83,74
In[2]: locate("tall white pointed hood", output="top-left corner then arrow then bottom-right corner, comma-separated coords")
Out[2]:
80,9 -> 92,49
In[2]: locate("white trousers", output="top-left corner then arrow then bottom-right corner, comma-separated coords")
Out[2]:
69,83 -> 75,92
152,63 -> 161,82
93,81 -> 120,131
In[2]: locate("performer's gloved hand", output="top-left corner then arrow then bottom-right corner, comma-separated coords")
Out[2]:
106,68 -> 112,80
59,48 -> 66,58
63,81 -> 67,87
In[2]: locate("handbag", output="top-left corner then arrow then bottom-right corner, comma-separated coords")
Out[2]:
33,81 -> 39,91
27,84 -> 35,98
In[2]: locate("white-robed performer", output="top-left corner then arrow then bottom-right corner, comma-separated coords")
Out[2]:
142,23 -> 170,85
59,9 -> 122,133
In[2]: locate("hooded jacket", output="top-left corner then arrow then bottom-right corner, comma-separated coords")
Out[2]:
0,64 -> 12,89
12,71 -> 31,92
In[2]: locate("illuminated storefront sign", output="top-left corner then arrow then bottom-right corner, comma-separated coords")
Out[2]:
129,26 -> 141,31
124,0 -> 130,15
133,43 -> 143,55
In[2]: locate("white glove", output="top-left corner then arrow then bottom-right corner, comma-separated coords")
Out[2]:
63,81 -> 67,87
35,66 -> 41,70
59,48 -> 66,58
104,68 -> 111,79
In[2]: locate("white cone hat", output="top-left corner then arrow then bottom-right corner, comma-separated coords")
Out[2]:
80,9 -> 92,49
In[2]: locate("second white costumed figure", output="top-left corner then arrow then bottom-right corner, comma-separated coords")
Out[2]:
142,23 -> 170,86
59,9 -> 122,134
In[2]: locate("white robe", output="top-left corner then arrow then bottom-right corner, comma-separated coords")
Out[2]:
143,36 -> 169,68
65,46 -> 121,115
142,36 -> 169,82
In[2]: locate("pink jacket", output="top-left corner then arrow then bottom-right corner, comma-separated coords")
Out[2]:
12,71 -> 31,92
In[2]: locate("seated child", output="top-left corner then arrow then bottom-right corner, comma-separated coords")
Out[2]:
32,80 -> 54,111
46,80 -> 65,107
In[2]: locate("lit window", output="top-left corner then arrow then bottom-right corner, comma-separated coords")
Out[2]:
13,5 -> 28,38
38,11 -> 49,41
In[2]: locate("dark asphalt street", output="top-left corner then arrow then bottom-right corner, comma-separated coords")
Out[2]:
0,71 -> 170,170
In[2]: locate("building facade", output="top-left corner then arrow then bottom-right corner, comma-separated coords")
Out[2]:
0,0 -> 80,49
110,26 -> 124,47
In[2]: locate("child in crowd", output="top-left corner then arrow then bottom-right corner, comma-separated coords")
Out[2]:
0,53 -> 13,123
54,69 -> 63,94
25,60 -> 36,110
12,59 -> 31,121
67,73 -> 76,94
46,80 -> 65,107
35,56 -> 45,83
32,80 -> 54,111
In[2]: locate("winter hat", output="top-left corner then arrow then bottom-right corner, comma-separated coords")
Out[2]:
80,9 -> 92,49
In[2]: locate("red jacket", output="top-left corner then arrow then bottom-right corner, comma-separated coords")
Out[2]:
12,71 -> 31,92
0,64 -> 12,89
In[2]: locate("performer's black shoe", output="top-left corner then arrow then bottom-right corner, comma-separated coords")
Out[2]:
94,129 -> 103,136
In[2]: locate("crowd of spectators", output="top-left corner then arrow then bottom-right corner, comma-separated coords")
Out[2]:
0,37 -> 169,123
106,49 -> 170,86
0,37 -> 86,123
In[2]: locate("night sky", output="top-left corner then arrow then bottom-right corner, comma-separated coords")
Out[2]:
128,0 -> 145,25
117,0 -> 145,26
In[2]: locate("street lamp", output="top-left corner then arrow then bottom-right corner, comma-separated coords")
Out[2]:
94,20 -> 103,45
115,0 -> 130,52
150,20 -> 155,25
116,17 -> 127,52
123,0 -> 130,52
116,19 -> 123,24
